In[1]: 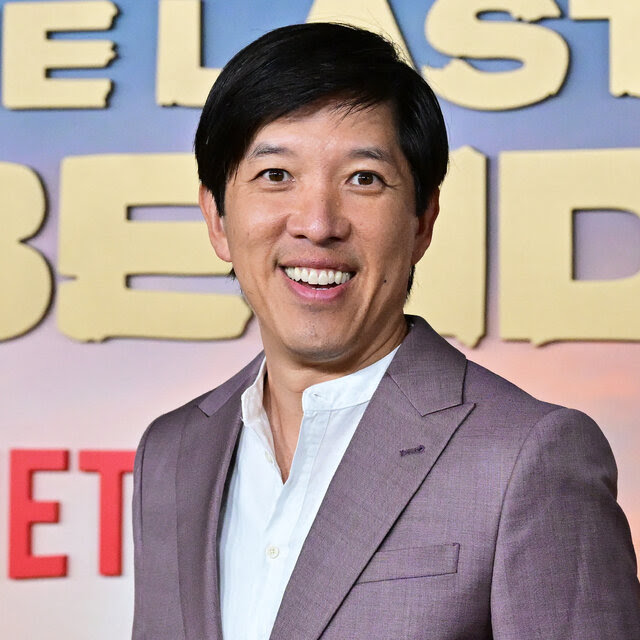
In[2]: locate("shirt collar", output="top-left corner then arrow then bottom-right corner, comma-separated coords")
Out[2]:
240,357 -> 274,450
241,345 -> 399,428
301,347 -> 399,411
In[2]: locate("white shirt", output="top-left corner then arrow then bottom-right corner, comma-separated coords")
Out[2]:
218,347 -> 399,640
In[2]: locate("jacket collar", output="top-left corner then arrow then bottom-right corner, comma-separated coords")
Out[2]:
387,314 -> 467,415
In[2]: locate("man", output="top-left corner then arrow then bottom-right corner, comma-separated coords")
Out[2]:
132,23 -> 640,640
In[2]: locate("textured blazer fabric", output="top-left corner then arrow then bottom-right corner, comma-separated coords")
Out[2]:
132,316 -> 640,640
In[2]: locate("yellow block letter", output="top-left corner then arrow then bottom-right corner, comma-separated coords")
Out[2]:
2,1 -> 117,110
500,149 -> 640,344
57,154 -> 251,341
156,0 -> 221,107
570,0 -> 640,97
405,147 -> 487,347
424,0 -> 569,110
156,0 -> 413,107
0,163 -> 52,340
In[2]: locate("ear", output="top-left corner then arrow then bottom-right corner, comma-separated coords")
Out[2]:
411,189 -> 440,265
199,184 -> 232,263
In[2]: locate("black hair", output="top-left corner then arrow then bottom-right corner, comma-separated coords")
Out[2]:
194,22 -> 448,218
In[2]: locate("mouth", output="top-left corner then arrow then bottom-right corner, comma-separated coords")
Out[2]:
283,266 -> 354,288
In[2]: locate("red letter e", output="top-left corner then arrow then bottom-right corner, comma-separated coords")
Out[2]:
9,449 -> 69,579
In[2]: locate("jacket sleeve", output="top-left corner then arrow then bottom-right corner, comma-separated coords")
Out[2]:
490,407 -> 640,639
131,422 -> 153,640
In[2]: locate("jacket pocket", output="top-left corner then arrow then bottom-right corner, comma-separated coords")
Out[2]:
356,543 -> 460,584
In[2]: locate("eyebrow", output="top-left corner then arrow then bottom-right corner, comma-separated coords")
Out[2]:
246,143 -> 294,160
348,146 -> 396,166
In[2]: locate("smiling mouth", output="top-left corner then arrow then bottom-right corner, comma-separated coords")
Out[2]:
283,266 -> 354,288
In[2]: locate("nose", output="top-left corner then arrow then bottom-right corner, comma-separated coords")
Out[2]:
285,182 -> 350,244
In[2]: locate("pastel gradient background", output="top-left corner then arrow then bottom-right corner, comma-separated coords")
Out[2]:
1,1 -> 639,638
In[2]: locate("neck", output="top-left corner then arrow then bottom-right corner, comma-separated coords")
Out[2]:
261,315 -> 408,481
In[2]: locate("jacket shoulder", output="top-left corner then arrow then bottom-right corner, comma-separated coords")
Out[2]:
139,351 -> 263,451
464,361 -> 611,461
465,359 -> 556,414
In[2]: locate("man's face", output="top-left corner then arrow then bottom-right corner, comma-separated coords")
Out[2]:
201,101 -> 438,371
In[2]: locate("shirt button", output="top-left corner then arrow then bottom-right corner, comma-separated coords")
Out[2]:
264,451 -> 274,465
266,545 -> 280,559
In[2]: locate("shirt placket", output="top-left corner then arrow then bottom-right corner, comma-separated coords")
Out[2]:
253,402 -> 330,638
238,425 -> 282,640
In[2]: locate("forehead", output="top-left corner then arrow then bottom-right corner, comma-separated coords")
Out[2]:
242,101 -> 403,160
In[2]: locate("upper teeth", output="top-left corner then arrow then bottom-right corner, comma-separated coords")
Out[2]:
284,267 -> 353,285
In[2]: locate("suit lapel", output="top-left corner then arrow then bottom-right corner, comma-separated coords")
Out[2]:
270,317 -> 474,640
175,355 -> 262,640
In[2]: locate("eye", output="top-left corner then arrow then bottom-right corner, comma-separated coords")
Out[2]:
259,168 -> 291,183
349,171 -> 383,187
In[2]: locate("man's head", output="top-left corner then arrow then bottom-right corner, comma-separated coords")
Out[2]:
195,22 -> 448,219
196,23 -> 448,372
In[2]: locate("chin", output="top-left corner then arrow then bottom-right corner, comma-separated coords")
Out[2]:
283,334 -> 354,366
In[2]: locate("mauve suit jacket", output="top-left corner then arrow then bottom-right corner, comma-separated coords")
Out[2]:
132,316 -> 640,639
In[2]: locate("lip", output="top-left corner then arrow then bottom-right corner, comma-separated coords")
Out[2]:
279,266 -> 353,302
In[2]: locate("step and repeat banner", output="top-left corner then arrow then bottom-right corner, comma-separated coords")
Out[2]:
1,1 -> 639,638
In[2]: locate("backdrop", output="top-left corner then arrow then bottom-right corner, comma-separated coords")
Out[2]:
1,1 -> 639,638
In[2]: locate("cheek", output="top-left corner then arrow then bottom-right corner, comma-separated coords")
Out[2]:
224,218 -> 282,277
361,216 -> 417,262
230,198 -> 288,241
